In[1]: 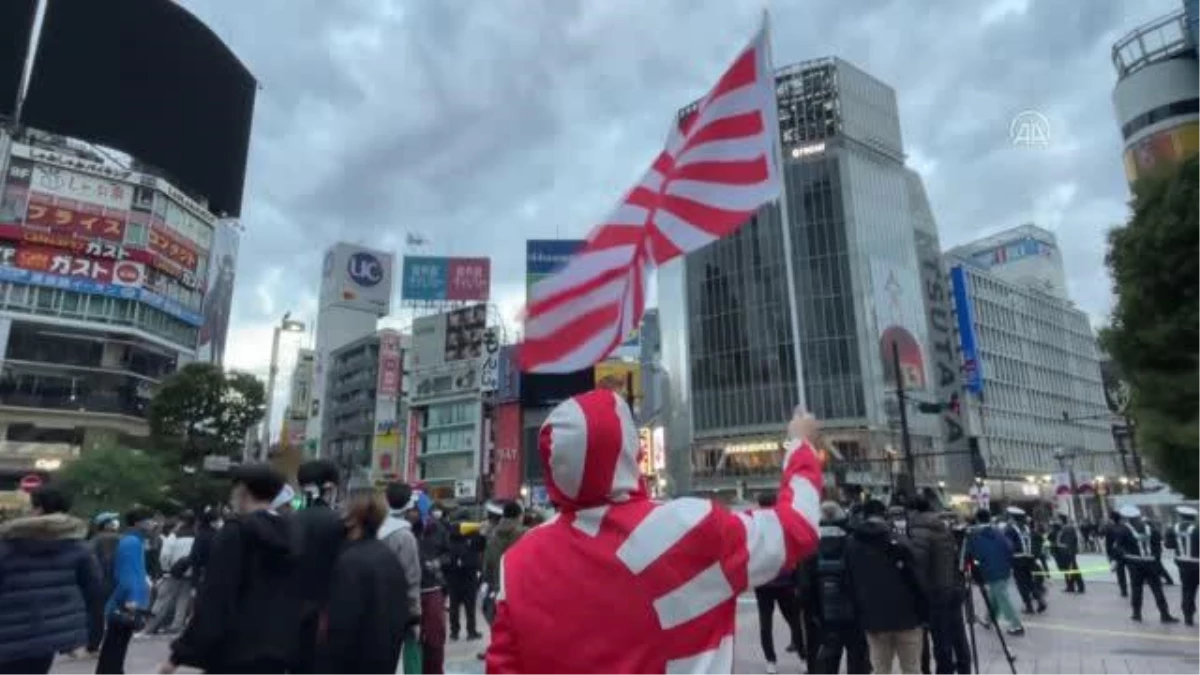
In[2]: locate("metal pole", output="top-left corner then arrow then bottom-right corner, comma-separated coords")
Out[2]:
892,340 -> 915,496
260,324 -> 282,460
1126,414 -> 1146,490
762,10 -> 808,413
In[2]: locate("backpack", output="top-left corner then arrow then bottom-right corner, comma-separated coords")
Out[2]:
816,549 -> 854,624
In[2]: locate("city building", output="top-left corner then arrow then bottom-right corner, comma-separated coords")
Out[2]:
944,224 -> 1068,300
1111,0 -> 1199,186
407,304 -> 492,502
659,57 -> 955,500
0,0 -> 253,497
946,239 -> 1119,493
281,348 -> 314,449
305,242 -> 394,456
322,330 -> 408,484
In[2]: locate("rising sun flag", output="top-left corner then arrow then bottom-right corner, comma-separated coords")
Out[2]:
519,16 -> 783,373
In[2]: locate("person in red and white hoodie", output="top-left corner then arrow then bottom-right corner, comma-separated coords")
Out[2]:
485,388 -> 823,674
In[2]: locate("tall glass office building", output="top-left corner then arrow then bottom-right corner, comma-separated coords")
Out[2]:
660,58 -> 958,499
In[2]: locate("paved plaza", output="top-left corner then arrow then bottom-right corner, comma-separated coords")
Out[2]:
51,556 -> 1197,674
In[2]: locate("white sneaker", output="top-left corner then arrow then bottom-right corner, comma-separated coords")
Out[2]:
765,662 -> 778,674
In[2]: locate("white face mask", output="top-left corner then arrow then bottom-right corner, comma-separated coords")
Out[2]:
432,510 -> 444,519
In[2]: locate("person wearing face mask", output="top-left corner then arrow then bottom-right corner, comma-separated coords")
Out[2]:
157,464 -> 302,674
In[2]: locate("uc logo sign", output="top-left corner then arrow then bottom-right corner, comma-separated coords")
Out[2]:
347,252 -> 383,287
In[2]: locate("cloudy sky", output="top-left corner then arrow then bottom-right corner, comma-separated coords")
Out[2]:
178,0 -> 1175,436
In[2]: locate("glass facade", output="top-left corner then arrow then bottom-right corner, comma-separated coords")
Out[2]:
0,282 -> 198,348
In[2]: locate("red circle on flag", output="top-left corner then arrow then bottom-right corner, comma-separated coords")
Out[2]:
19,474 -> 43,493
115,263 -> 140,284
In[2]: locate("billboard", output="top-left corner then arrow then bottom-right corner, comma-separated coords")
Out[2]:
376,329 -> 403,398
950,265 -> 983,394
525,239 -> 583,297
197,220 -> 239,364
492,403 -> 522,500
444,304 -> 487,362
320,243 -> 394,316
969,236 -> 1055,269
404,408 -> 421,482
495,345 -> 521,403
401,255 -> 491,302
1122,121 -> 1200,184
480,327 -> 500,393
411,312 -> 448,370
871,257 -> 930,394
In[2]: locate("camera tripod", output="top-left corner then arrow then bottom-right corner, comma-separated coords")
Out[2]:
962,563 -> 1018,674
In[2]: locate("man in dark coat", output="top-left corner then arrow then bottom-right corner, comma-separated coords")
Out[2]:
1052,515 -> 1085,593
159,464 -> 303,674
800,501 -> 869,675
1002,507 -> 1046,614
1113,505 -> 1178,624
1105,510 -> 1130,597
844,499 -> 927,675
290,460 -> 346,674
908,497 -> 970,674
444,513 -> 485,641
0,484 -> 102,674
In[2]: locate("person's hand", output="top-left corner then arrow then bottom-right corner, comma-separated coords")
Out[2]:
157,660 -> 178,674
787,410 -> 820,444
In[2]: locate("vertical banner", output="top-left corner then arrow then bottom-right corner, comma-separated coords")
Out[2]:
376,330 -> 402,397
492,403 -> 522,499
405,408 -> 421,483
950,265 -> 984,395
480,327 -> 500,393
0,316 -> 12,371
198,220 -> 240,364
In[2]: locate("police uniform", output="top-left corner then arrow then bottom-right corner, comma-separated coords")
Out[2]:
1167,506 -> 1199,625
1114,505 -> 1178,623
1002,507 -> 1046,613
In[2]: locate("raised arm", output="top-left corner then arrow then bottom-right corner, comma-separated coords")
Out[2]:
717,413 -> 823,593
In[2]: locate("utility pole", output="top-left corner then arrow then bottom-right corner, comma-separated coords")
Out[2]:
892,341 -> 916,498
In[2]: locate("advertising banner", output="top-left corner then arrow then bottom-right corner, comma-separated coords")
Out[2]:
401,256 -> 491,302
949,265 -> 984,395
30,164 -> 133,212
405,409 -> 422,482
495,345 -> 521,403
149,224 -> 199,271
525,239 -> 583,298
373,418 -> 402,477
411,312 -> 448,370
969,236 -> 1055,269
25,198 -> 126,241
1122,121 -> 1199,184
377,329 -> 402,397
444,304 -> 487,362
320,243 -> 394,316
479,327 -> 500,393
197,220 -> 239,364
492,403 -> 522,499
871,257 -> 930,394
410,360 -> 480,404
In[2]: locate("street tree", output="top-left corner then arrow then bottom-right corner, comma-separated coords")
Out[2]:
149,362 -> 266,466
1102,155 -> 1198,498
54,446 -> 171,518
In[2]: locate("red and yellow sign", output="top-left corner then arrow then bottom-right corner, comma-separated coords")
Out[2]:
1123,121 -> 1200,184
149,225 -> 199,271
25,199 -> 125,241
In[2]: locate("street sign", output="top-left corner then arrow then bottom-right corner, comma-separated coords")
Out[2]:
454,479 -> 477,500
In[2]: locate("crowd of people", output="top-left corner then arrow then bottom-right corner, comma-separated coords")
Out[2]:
0,386 -> 1195,675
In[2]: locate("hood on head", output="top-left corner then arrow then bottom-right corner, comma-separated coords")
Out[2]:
538,388 -> 645,512
0,513 -> 87,541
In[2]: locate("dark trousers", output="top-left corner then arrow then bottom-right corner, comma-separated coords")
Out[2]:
928,600 -> 971,674
1011,558 -> 1043,610
292,612 -> 320,674
1177,561 -> 1198,621
447,577 -> 479,637
813,622 -> 869,675
208,660 -> 289,674
754,585 -> 803,663
1056,552 -> 1086,592
1129,561 -> 1171,619
1113,557 -> 1129,597
95,619 -> 134,674
0,654 -> 54,674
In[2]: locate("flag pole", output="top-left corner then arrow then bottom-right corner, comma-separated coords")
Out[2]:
761,9 -> 809,414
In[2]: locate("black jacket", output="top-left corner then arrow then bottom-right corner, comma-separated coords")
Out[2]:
170,511 -> 302,672
1105,521 -> 1123,561
318,539 -> 410,674
800,521 -> 855,625
1053,523 -> 1080,557
290,504 -> 346,613
190,525 -> 217,584
415,519 -> 449,591
907,511 -> 961,604
1113,520 -> 1163,564
443,528 -> 485,583
843,518 -> 927,633
0,514 -> 102,662
88,531 -> 120,600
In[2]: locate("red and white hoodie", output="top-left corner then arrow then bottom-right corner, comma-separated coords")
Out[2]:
486,389 -> 822,674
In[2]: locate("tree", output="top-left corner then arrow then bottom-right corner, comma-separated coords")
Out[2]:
149,362 -> 266,466
54,446 -> 171,517
1102,155 -> 1198,498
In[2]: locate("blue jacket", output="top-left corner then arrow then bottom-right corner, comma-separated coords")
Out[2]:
964,524 -> 1013,583
105,531 -> 150,618
0,513 -> 102,661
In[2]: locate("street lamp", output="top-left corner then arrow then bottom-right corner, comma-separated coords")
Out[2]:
260,312 -> 306,460
1054,446 -> 1081,522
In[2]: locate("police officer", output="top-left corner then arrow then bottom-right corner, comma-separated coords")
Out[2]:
1053,514 -> 1085,593
1003,506 -> 1047,614
1114,504 -> 1179,623
1166,506 -> 1198,626
1106,510 -> 1129,597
